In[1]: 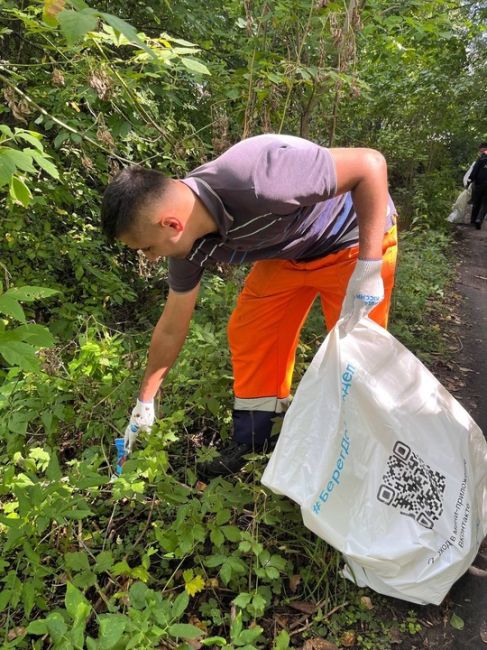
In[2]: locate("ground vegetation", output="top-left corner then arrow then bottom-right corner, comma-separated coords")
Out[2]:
0,0 -> 486,647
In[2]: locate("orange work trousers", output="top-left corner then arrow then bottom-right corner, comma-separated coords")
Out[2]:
228,225 -> 398,403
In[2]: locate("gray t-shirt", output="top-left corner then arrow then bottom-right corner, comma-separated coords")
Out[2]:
168,134 -> 395,293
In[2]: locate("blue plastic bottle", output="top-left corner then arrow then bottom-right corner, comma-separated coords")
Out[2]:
114,437 -> 127,475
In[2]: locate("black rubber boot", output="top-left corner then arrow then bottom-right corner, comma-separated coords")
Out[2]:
198,410 -> 282,479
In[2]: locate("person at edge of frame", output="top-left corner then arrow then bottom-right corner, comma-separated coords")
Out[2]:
467,141 -> 487,230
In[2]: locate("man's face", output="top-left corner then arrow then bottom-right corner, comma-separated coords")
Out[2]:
119,199 -> 192,262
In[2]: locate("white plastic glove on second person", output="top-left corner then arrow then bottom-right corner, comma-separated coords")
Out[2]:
124,399 -> 155,453
339,259 -> 384,335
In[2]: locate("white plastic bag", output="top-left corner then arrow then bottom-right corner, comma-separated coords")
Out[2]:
447,187 -> 472,223
262,319 -> 487,605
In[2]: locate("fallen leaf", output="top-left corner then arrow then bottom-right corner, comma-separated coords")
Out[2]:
289,574 -> 301,593
340,631 -> 356,647
195,481 -> 207,491
187,640 -> 202,650
289,600 -> 316,614
7,628 -> 27,641
480,619 -> 487,643
44,0 -> 65,18
274,613 -> 289,628
360,595 -> 373,610
389,626 -> 402,644
303,638 -> 338,650
468,565 -> 487,577
189,616 -> 208,633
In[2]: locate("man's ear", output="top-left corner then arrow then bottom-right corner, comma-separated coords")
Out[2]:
161,216 -> 184,232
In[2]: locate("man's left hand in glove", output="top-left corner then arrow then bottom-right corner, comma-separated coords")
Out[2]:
339,259 -> 384,335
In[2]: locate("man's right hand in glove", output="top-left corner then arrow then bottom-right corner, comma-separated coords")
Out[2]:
124,399 -> 155,453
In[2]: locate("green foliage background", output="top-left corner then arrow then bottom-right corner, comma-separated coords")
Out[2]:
0,0 -> 485,647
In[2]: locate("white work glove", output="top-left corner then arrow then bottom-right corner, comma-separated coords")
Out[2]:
339,259 -> 384,335
124,399 -> 155,453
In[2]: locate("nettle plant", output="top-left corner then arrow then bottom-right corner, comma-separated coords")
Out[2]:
0,285 -> 59,372
0,124 -> 61,388
0,126 -> 59,207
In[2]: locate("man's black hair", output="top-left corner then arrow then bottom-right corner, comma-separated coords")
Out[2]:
101,166 -> 170,242
479,142 -> 487,149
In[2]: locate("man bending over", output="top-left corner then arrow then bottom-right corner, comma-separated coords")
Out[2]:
101,134 -> 398,477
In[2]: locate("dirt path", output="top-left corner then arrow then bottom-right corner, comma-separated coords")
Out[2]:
446,224 -> 487,649
395,224 -> 487,649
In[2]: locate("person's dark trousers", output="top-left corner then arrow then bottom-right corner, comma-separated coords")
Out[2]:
470,182 -> 487,225
196,409 -> 283,479
232,409 -> 282,448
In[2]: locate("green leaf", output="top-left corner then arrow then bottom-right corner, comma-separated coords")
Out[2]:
100,13 -> 156,60
172,590 -> 189,618
215,508 -> 231,525
30,149 -> 59,179
449,613 -> 464,630
94,551 -> 113,574
128,581 -> 148,609
168,623 -> 203,640
72,618 -> 89,649
225,88 -> 240,100
273,630 -> 290,650
205,554 -> 226,567
221,525 -> 241,542
98,614 -> 127,649
65,551 -> 91,572
47,451 -> 62,480
99,13 -> 138,42
0,294 -> 26,322
46,612 -> 68,641
0,125 -> 14,138
58,8 -> 98,45
0,149 -> 17,187
27,619 -> 48,635
0,340 -> 39,371
206,396 -> 219,416
233,592 -> 252,608
29,447 -> 50,464
202,636 -> 227,647
237,625 -> 264,644
162,33 -> 196,47
210,526 -> 224,547
64,507 -> 93,520
10,175 -> 32,207
181,57 -> 210,75
69,0 -> 91,10
76,475 -> 109,489
220,561 -> 232,585
15,130 -> 44,151
6,286 -> 59,302
65,581 -> 91,622
265,566 -> 280,580
0,588 -> 11,611
54,131 -> 70,148
15,324 -> 55,347
250,592 -> 267,616
21,580 -> 35,618
2,148 -> 36,173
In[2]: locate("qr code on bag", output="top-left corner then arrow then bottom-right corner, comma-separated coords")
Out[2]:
377,441 -> 446,529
